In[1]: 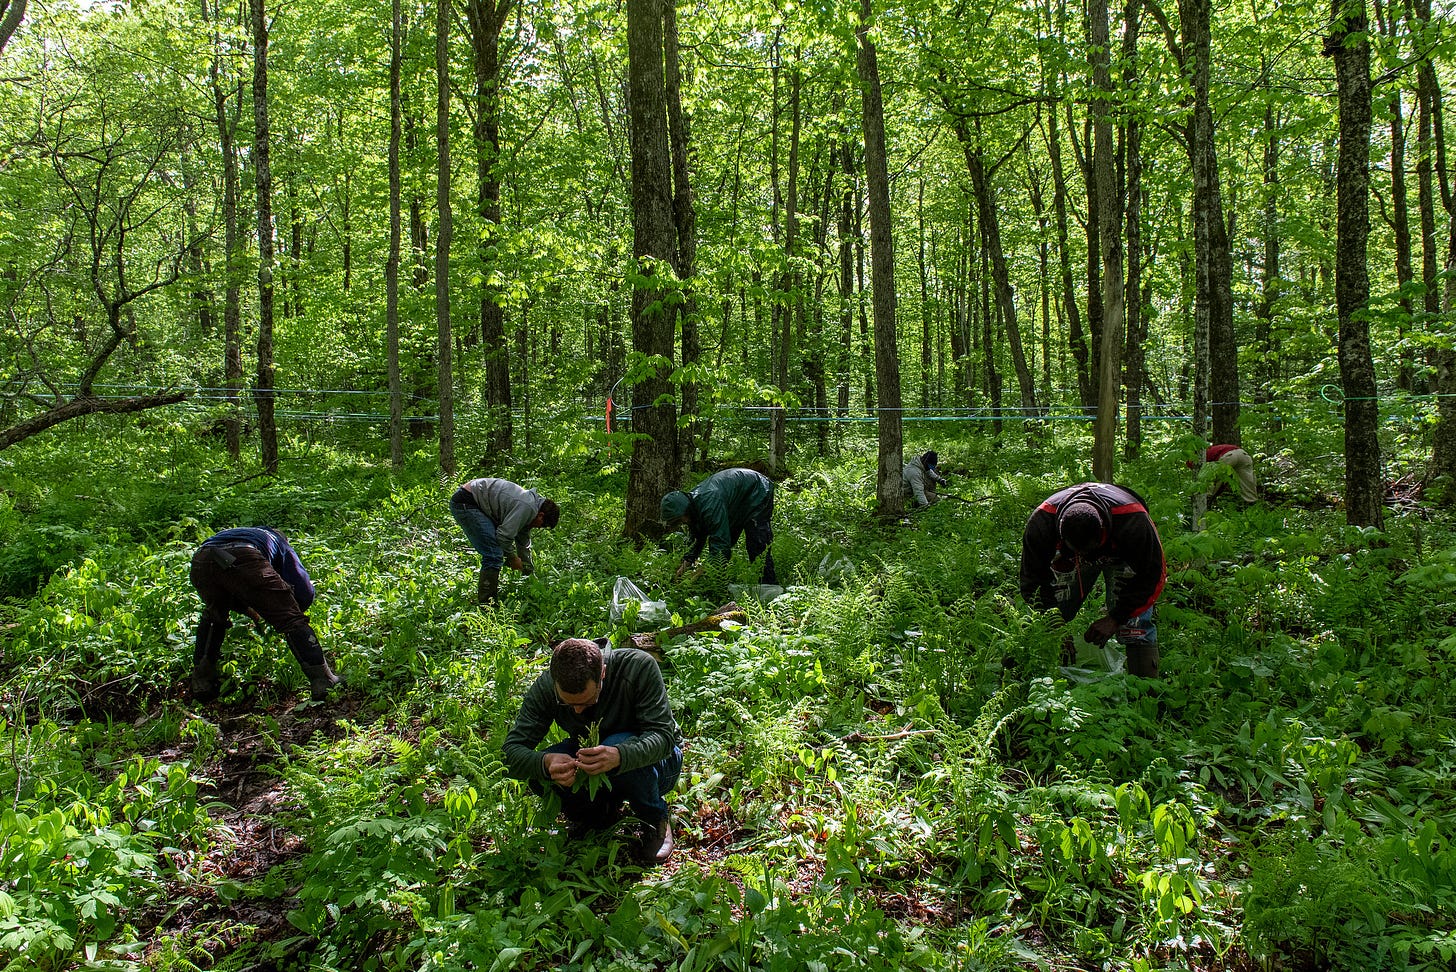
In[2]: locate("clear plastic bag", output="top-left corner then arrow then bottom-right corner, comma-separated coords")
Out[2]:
610,576 -> 669,625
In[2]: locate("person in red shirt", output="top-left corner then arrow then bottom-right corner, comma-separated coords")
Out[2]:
1192,444 -> 1258,503
1020,483 -> 1166,677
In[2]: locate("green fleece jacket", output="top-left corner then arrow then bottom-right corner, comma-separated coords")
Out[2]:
502,647 -> 682,782
683,467 -> 774,563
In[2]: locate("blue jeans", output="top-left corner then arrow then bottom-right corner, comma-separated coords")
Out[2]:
535,732 -> 682,827
451,489 -> 504,569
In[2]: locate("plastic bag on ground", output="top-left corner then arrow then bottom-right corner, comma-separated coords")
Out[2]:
610,576 -> 669,625
728,583 -> 786,604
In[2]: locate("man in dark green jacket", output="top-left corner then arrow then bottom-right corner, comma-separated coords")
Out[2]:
502,638 -> 683,863
660,467 -> 778,584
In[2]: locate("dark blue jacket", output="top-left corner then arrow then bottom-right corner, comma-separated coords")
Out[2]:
202,528 -> 315,610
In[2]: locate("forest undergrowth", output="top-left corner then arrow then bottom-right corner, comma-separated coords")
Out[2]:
1,419 -> 1454,972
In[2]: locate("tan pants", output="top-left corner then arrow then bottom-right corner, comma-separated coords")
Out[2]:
1216,448 -> 1259,502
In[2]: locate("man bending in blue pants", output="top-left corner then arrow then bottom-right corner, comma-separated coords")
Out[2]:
502,638 -> 683,864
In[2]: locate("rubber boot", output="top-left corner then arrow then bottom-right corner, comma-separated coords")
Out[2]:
301,661 -> 344,701
478,567 -> 500,605
1126,643 -> 1160,678
189,615 -> 228,703
285,627 -> 345,700
759,550 -> 779,586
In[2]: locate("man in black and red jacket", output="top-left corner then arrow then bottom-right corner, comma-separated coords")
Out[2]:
1019,482 -> 1166,676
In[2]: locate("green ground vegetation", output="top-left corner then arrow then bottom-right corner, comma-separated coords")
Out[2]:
1,419 -> 1454,971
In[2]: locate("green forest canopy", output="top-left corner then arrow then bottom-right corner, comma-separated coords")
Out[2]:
0,0 -> 1452,492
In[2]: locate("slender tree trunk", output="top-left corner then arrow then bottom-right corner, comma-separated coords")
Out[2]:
250,0 -> 278,475
857,197 -> 875,411
1090,0 -> 1123,481
1419,0 -> 1456,489
436,0 -> 456,478
665,0 -> 698,475
205,0 -> 244,460
837,138 -> 855,415
917,180 -> 932,408
387,0 -> 404,468
1122,0 -> 1144,460
857,0 -> 902,516
624,0 -> 679,537
1183,0 -> 1239,443
967,140 -> 1036,422
465,0 -> 515,454
1329,0 -> 1383,527
1048,102 -> 1092,410
1257,101 -> 1282,426
771,61 -> 801,474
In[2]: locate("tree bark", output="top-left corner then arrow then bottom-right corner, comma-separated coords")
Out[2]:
387,0 -> 404,468
1182,0 -> 1239,444
1256,100 -> 1281,428
204,0 -> 244,460
1047,98 -> 1093,411
250,0 -> 278,475
857,0 -> 902,516
464,0 -> 515,454
1090,0 -> 1123,482
837,137 -> 856,415
1329,0 -> 1384,527
1122,0 -> 1144,460
436,0 -> 456,478
954,124 -> 1037,426
665,0 -> 699,475
0,0 -> 26,56
623,0 -> 680,538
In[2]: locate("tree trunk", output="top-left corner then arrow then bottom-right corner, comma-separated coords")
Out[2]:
1048,97 -> 1093,411
465,0 -> 515,455
665,0 -> 699,475
0,0 -> 26,56
205,0 -> 244,460
858,0 -> 902,516
387,0 -> 404,468
1090,0 -> 1123,482
771,60 -> 801,475
1257,101 -> 1282,426
837,138 -> 855,415
250,0 -> 278,475
1329,0 -> 1383,527
963,138 -> 1036,425
436,0 -> 456,478
1122,0 -> 1144,460
1182,0 -> 1239,444
623,0 -> 680,538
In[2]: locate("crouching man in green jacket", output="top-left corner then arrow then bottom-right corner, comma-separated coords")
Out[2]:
660,467 -> 778,585
502,638 -> 683,864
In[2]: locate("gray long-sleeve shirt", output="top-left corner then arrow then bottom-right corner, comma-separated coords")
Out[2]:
901,456 -> 944,507
502,647 -> 682,782
462,478 -> 543,549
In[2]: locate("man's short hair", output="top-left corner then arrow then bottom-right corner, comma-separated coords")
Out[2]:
538,498 -> 561,529
1059,501 -> 1105,553
551,638 -> 603,693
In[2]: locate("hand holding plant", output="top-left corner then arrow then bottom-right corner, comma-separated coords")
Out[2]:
571,722 -> 616,799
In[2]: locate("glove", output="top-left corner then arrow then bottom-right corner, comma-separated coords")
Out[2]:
1084,616 -> 1120,647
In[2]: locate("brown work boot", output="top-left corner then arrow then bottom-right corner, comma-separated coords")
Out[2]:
640,816 -> 674,865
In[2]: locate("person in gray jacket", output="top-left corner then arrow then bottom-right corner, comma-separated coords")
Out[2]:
902,450 -> 947,508
450,478 -> 560,603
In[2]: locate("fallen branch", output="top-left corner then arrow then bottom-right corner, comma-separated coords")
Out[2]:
838,727 -> 938,744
